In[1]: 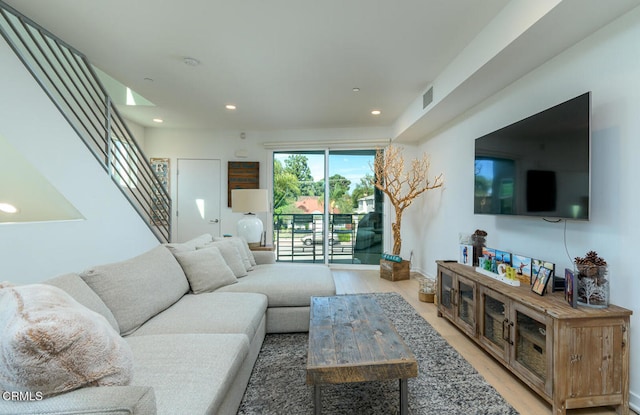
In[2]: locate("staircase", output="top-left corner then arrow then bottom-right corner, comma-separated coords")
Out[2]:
0,1 -> 171,243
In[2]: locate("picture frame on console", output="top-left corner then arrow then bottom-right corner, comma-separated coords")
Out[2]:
482,247 -> 496,259
459,244 -> 473,266
531,259 -> 555,289
512,254 -> 532,285
564,268 -> 577,308
531,266 -> 553,296
495,250 -> 511,266
512,254 -> 531,277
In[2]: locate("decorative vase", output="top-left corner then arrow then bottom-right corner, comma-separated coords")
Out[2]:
471,235 -> 486,267
575,263 -> 609,308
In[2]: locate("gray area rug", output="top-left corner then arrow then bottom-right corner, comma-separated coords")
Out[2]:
237,292 -> 519,415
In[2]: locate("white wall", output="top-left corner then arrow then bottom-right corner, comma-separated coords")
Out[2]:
0,38 -> 159,284
144,129 -> 270,240
144,127 -> 391,242
405,7 -> 640,407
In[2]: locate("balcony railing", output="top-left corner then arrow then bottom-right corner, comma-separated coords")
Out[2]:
273,213 -> 382,265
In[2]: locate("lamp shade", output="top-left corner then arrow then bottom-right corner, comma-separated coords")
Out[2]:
231,189 -> 269,213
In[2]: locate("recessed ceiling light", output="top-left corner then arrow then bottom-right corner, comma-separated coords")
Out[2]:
0,203 -> 18,214
352,87 -> 360,92
183,57 -> 200,67
371,110 -> 381,115
153,118 -> 163,123
225,104 -> 237,110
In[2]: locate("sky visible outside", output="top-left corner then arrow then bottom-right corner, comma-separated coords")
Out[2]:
274,153 -> 375,192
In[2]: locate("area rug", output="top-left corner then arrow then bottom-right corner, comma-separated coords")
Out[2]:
237,293 -> 519,415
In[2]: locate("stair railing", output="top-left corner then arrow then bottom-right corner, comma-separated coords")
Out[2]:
0,1 -> 171,243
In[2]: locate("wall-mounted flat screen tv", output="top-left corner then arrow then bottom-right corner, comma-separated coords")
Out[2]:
474,92 -> 591,220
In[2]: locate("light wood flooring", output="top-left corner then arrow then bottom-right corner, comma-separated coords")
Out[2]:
332,269 -> 636,415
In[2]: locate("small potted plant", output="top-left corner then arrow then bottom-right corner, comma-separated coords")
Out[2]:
574,250 -> 609,308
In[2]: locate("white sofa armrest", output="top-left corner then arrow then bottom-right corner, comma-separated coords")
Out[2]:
251,250 -> 276,265
0,386 -> 156,415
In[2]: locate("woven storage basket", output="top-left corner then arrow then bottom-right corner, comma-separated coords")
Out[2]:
517,325 -> 546,377
419,292 -> 434,302
460,299 -> 472,321
484,302 -> 505,343
484,314 -> 505,346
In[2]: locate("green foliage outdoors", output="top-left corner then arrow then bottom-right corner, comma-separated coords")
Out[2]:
351,174 -> 374,208
337,233 -> 351,243
273,159 -> 301,214
274,155 -> 374,215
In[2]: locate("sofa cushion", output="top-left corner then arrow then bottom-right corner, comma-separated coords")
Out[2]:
200,240 -> 247,278
214,236 -> 256,269
126,333 -> 249,415
128,292 -> 268,340
173,247 -> 238,293
45,272 -> 119,332
0,385 -> 156,415
0,284 -> 133,397
164,233 -> 213,253
80,245 -> 189,336
252,250 -> 276,265
215,263 -> 336,307
241,238 -> 257,267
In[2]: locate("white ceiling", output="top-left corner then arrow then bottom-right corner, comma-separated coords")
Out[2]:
3,0 -> 640,141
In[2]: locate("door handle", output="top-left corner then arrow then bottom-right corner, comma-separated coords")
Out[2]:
209,219 -> 219,224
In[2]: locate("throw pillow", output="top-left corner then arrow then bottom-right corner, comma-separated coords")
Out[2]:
80,245 -> 189,336
214,236 -> 256,269
200,240 -> 248,278
164,233 -> 213,253
45,273 -> 120,333
173,247 -> 238,293
0,284 -> 133,397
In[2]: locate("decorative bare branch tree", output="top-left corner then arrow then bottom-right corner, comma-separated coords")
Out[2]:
372,144 -> 444,256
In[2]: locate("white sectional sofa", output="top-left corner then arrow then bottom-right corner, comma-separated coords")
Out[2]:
0,234 -> 335,415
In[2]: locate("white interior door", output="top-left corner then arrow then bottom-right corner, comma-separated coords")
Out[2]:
176,158 -> 221,242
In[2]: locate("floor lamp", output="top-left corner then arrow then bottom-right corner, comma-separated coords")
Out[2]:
231,189 -> 269,247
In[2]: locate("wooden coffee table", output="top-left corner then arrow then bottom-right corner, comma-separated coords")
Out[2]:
306,294 -> 418,415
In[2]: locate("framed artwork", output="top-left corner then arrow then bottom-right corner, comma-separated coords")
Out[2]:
228,161 -> 259,207
150,157 -> 170,189
482,247 -> 496,259
150,158 -> 170,226
512,254 -> 532,277
564,268 -> 577,308
496,250 -> 511,266
531,266 -> 553,296
459,244 -> 473,266
531,259 -> 543,282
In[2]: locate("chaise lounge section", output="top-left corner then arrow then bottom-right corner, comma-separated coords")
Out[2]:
0,234 -> 335,415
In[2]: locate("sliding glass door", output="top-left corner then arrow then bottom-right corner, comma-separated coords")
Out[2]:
272,149 -> 383,265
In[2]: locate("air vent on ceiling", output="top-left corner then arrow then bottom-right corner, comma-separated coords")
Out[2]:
423,87 -> 433,109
